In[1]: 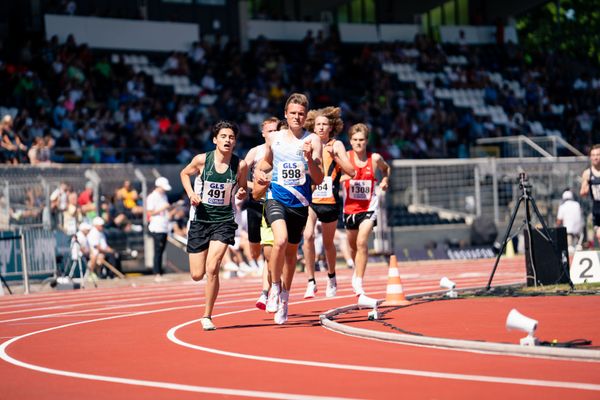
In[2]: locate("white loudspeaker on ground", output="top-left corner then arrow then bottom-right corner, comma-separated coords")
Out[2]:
506,308 -> 539,346
357,294 -> 379,320
439,277 -> 457,298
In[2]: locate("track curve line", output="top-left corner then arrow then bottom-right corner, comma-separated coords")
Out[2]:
167,297 -> 600,392
0,301 -> 357,400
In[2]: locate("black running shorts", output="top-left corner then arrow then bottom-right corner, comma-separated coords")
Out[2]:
344,211 -> 377,230
310,203 -> 340,223
186,219 -> 238,253
246,199 -> 264,244
265,199 -> 308,244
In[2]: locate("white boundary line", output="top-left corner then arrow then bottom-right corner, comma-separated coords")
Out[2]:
4,275 -> 594,397
166,297 -> 600,392
0,299 -> 357,400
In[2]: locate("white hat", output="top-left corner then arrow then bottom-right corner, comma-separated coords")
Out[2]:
155,177 -> 172,191
92,216 -> 105,226
79,222 -> 91,231
562,190 -> 574,201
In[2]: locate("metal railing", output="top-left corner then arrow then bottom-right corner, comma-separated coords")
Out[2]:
476,135 -> 585,158
389,156 -> 589,227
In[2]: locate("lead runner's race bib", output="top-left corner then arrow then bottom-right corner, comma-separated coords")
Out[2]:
277,161 -> 306,186
312,176 -> 333,199
348,179 -> 372,200
202,181 -> 233,206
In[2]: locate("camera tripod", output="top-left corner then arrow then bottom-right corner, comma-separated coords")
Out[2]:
486,173 -> 574,290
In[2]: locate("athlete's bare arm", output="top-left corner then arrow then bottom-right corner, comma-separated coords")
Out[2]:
244,146 -> 258,191
331,140 -> 356,177
305,133 -> 324,185
580,168 -> 590,198
236,160 -> 249,200
373,153 -> 390,192
180,153 -> 206,206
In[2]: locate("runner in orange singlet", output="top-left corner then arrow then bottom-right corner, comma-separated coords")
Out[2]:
302,107 -> 355,298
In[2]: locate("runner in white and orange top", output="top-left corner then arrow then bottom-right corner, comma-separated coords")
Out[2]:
341,123 -> 390,297
302,106 -> 355,298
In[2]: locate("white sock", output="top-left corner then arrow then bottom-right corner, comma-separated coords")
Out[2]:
346,258 -> 354,268
249,259 -> 259,269
353,277 -> 363,290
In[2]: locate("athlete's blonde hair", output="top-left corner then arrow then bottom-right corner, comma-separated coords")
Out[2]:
304,107 -> 343,138
348,123 -> 369,139
261,116 -> 279,128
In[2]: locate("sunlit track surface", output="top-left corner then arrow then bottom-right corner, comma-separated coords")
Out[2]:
2,257 -> 599,399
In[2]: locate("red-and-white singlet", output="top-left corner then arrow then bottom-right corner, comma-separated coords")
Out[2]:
342,150 -> 378,215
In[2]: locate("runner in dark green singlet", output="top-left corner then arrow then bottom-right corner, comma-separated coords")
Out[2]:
180,120 -> 248,331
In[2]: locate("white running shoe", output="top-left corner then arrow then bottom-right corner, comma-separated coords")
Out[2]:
266,285 -> 280,313
325,277 -> 337,297
200,317 -> 216,331
303,281 -> 317,299
274,291 -> 289,324
255,293 -> 267,310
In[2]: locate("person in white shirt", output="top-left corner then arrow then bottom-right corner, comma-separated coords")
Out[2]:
75,222 -> 91,261
87,216 -> 115,279
147,177 -> 175,281
556,190 -> 584,252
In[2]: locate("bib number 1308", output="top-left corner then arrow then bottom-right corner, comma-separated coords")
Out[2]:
349,180 -> 372,200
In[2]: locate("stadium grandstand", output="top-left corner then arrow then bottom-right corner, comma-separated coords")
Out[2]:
0,0 -> 598,284
2,3 -> 600,400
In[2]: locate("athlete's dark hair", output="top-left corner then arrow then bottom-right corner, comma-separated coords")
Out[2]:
277,119 -> 288,130
284,93 -> 309,112
212,120 -> 239,139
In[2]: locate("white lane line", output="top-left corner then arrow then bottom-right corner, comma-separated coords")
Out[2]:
167,302 -> 600,392
0,286 -> 263,324
0,299 -> 360,399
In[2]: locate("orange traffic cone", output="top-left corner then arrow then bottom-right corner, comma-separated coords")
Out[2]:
381,255 -> 411,306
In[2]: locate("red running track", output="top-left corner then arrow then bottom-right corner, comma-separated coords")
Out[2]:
1,257 -> 599,399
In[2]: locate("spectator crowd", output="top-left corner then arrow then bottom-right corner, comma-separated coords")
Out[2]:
0,24 -> 599,166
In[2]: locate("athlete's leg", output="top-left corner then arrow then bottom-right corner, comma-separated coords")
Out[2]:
347,228 -> 358,262
321,220 -> 338,274
335,228 -> 354,268
262,245 -> 272,291
269,219 -> 288,284
354,219 -> 375,280
282,243 -> 299,291
189,250 -> 208,281
302,208 -> 318,279
203,240 -> 229,318
249,242 -> 261,263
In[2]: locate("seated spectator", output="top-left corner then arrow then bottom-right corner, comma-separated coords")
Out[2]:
1,115 -> 27,164
75,222 -> 92,264
115,180 -> 143,217
87,216 -> 120,279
